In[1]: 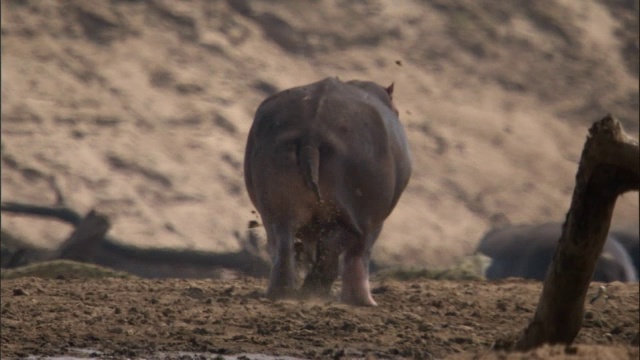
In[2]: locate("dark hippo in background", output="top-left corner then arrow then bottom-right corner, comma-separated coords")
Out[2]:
244,77 -> 412,306
477,223 -> 638,282
611,226 -> 640,276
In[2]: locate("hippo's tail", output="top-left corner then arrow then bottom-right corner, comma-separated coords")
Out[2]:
297,143 -> 321,201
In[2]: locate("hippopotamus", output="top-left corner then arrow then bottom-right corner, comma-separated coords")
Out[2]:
477,223 -> 638,282
611,226 -> 639,276
244,77 -> 412,306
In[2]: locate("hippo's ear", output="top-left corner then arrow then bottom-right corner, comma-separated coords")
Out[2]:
385,82 -> 395,98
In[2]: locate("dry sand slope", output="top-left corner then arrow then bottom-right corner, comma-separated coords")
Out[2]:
1,0 -> 638,269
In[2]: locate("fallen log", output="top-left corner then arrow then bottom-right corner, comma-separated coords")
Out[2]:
1,205 -> 271,278
1,202 -> 83,226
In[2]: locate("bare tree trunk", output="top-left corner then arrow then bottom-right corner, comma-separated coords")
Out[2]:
515,115 -> 640,350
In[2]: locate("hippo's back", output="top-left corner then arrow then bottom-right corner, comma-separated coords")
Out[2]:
244,77 -> 412,235
479,223 -> 637,282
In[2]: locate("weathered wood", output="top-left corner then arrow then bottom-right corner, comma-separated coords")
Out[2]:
0,228 -> 52,267
0,204 -> 272,278
56,209 -> 111,262
514,115 -> 640,350
1,202 -> 83,226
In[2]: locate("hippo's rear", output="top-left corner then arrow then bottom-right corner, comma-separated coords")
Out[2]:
244,77 -> 412,305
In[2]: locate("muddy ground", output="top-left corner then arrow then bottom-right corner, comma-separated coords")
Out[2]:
1,273 -> 639,359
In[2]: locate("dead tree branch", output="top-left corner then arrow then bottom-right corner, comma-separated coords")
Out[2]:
1,203 -> 271,278
1,202 -> 83,226
514,115 -> 640,350
55,210 -> 111,261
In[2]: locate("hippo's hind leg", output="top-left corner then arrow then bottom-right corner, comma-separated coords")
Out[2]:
265,222 -> 298,300
341,226 -> 382,306
301,227 -> 341,297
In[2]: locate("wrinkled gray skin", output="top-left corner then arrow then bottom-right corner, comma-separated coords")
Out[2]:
244,77 -> 412,306
477,223 -> 638,282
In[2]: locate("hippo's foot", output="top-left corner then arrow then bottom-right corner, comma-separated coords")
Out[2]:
341,254 -> 377,306
340,287 -> 377,306
267,267 -> 298,300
